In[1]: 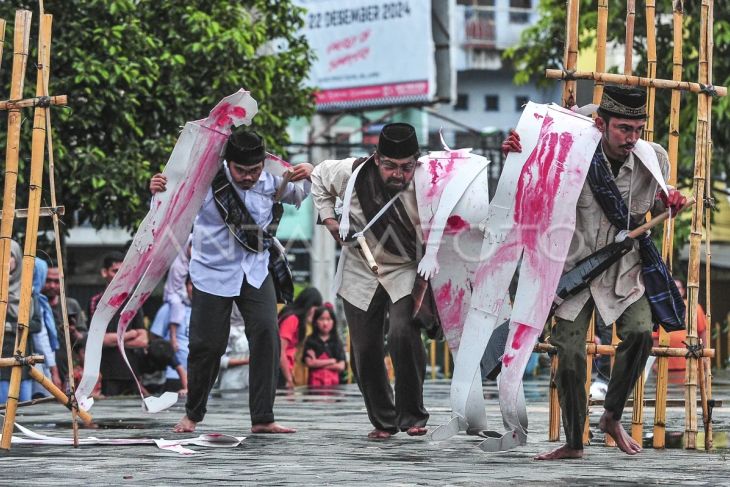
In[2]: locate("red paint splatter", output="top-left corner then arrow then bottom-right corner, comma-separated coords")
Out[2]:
511,322 -> 531,349
429,159 -> 441,186
436,280 -> 452,306
444,215 -> 470,235
513,115 -> 574,251
503,354 -> 514,366
231,106 -> 246,118
109,292 -> 129,307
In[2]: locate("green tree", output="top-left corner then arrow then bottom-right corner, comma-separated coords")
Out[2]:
0,0 -> 314,230
505,1 -> 730,182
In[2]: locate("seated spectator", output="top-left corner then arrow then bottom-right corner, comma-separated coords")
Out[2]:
278,288 -> 322,389
303,306 -> 346,387
31,258 -> 61,398
90,252 -> 147,397
138,335 -> 188,395
42,262 -> 87,392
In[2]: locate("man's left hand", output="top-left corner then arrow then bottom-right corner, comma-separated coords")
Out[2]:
288,163 -> 313,182
658,188 -> 688,216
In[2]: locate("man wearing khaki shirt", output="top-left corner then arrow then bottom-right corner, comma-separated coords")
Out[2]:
503,86 -> 687,460
311,123 -> 429,439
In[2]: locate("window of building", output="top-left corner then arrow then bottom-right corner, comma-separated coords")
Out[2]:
515,96 -> 529,111
454,94 -> 469,111
509,0 -> 531,24
484,95 -> 499,111
457,0 -> 495,6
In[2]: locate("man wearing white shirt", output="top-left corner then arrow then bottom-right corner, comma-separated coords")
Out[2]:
150,130 -> 312,434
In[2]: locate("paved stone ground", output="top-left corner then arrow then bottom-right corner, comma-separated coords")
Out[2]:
1,371 -> 729,486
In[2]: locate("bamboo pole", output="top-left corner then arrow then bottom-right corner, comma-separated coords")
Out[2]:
605,323 -> 619,448
444,341 -> 451,378
534,342 -> 714,358
592,0 -> 608,106
0,11 -> 31,357
26,366 -> 92,424
41,19 -> 80,445
545,70 -> 727,96
548,332 -> 560,441
624,0 -> 636,75
684,0 -> 713,451
582,313 -> 595,445
644,0 -> 657,142
1,14 -> 53,451
0,94 -> 66,110
561,0 -> 579,107
0,355 -> 44,367
700,0 -> 715,451
655,0 -> 685,450
430,340 -> 437,380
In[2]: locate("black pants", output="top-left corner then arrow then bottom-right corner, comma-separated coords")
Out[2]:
185,274 -> 279,425
552,296 -> 653,450
343,285 -> 429,434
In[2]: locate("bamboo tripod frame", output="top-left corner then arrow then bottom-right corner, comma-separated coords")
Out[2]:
0,8 -> 90,451
546,0 -> 723,450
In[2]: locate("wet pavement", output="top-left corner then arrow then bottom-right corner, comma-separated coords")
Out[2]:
1,370 -> 729,486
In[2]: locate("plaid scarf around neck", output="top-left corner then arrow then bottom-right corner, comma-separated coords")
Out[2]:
352,157 -> 419,261
211,167 -> 293,303
586,147 -> 685,332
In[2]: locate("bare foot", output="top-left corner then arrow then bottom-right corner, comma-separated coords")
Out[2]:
406,426 -> 428,436
534,444 -> 584,460
599,410 -> 641,455
251,422 -> 296,434
367,428 -> 393,440
173,415 -> 197,433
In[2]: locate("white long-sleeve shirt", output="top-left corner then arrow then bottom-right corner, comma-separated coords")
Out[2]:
189,161 -> 311,297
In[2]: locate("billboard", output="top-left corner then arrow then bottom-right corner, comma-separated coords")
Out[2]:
295,0 -> 436,111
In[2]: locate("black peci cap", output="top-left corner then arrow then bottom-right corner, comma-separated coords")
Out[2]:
377,123 -> 419,159
598,85 -> 647,120
224,129 -> 266,166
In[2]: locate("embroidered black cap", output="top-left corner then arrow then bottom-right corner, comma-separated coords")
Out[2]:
377,123 -> 419,159
598,85 -> 647,120
224,129 -> 266,166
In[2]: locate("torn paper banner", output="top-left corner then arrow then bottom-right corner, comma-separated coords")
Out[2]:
76,90 -> 259,413
7,421 -> 244,456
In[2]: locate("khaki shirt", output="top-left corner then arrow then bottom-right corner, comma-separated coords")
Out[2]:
554,142 -> 669,325
311,158 -> 422,311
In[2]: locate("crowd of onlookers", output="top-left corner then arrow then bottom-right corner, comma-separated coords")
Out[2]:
0,241 -> 347,404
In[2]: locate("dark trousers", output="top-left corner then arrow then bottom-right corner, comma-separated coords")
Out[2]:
343,285 -> 429,434
552,296 -> 653,449
185,274 -> 279,425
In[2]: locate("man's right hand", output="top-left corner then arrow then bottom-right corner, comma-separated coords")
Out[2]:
322,218 -> 343,244
501,130 -> 522,156
150,173 -> 167,194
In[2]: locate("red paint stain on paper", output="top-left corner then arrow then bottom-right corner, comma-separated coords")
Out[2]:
444,215 -> 470,235
511,322 -> 531,349
108,292 -> 129,307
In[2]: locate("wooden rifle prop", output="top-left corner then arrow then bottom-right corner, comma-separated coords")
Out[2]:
482,198 -> 695,380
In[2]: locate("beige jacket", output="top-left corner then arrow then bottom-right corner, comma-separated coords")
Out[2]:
554,142 -> 670,325
311,158 -> 422,311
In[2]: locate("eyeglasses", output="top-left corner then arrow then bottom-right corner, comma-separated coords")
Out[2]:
379,159 -> 417,173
